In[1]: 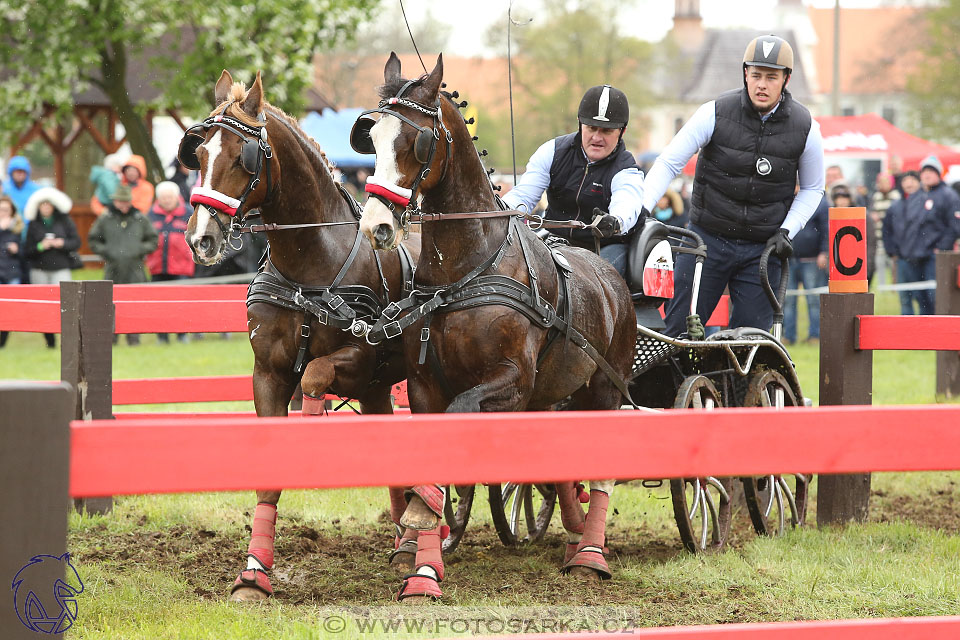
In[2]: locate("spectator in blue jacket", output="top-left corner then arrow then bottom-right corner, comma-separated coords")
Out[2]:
3,156 -> 41,214
783,186 -> 829,344
883,157 -> 960,315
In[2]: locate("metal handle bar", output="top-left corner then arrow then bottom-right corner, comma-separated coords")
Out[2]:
664,224 -> 707,318
759,244 -> 790,317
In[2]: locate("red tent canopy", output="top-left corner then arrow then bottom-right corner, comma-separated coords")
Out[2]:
680,113 -> 960,175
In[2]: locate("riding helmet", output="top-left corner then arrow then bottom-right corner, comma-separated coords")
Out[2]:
578,85 -> 629,129
742,35 -> 794,75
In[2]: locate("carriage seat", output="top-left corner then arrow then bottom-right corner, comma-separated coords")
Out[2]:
626,219 -> 676,330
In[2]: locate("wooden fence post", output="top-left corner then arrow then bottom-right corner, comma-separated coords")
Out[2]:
0,382 -> 73,639
936,251 -> 960,399
817,293 -> 874,526
61,280 -> 115,515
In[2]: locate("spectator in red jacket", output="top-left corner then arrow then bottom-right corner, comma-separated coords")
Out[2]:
146,181 -> 195,343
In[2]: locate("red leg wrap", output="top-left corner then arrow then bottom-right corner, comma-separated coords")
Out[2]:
397,574 -> 443,601
563,490 -> 612,579
388,487 -> 408,526
232,568 -> 274,596
581,490 -> 609,549
248,502 -> 277,569
413,525 -> 445,580
406,484 -> 444,518
301,393 -> 326,416
557,482 -> 585,535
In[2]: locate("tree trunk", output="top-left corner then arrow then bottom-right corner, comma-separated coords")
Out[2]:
98,43 -> 166,185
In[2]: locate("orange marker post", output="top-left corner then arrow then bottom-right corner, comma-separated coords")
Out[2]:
828,207 -> 868,293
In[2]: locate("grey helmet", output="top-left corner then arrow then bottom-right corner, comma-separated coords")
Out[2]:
578,85 -> 629,129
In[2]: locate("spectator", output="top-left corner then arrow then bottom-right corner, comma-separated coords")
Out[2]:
882,159 -> 959,315
871,171 -> 901,282
3,156 -> 41,215
89,153 -> 123,215
121,155 -> 155,215
88,183 -> 159,345
146,181 -> 195,343
0,195 -> 24,348
650,189 -> 687,227
169,157 -> 197,203
23,187 -> 81,348
783,189 -> 828,345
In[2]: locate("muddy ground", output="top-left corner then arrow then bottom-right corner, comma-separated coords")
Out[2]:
69,482 -> 960,608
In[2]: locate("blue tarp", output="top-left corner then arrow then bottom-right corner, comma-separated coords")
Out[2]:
299,108 -> 375,169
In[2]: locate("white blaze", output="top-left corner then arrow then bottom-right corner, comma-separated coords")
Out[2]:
188,131 -> 222,244
361,117 -> 403,230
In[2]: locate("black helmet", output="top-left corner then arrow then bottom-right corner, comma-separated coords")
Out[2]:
742,35 -> 794,74
578,85 -> 629,129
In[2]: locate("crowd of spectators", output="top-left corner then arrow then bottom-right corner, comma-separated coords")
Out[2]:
0,152 -> 264,349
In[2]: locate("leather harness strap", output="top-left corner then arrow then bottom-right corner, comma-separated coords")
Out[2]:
365,217 -> 637,407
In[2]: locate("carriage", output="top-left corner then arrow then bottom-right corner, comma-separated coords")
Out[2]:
439,222 -> 809,556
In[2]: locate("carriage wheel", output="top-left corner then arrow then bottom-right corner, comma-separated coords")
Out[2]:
670,375 -> 733,553
442,484 -> 475,553
739,369 -> 809,536
488,483 -> 557,546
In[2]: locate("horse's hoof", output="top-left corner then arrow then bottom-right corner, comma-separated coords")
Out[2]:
390,551 -> 416,572
229,586 -> 270,602
400,495 -> 441,531
565,565 -> 602,582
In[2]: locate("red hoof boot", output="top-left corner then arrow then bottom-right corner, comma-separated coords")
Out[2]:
231,568 -> 274,598
562,546 -> 612,580
301,393 -> 326,416
389,538 -> 418,569
397,574 -> 442,601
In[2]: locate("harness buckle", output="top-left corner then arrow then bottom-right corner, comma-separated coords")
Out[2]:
300,323 -> 311,339
328,295 -> 344,310
420,327 -> 430,342
528,213 -> 544,230
383,321 -> 403,340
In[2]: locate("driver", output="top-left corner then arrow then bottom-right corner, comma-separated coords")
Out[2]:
642,35 -> 825,336
501,84 -> 645,277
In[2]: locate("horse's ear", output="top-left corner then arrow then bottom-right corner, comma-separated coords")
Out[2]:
384,52 -> 401,84
214,70 -> 233,106
420,54 -> 443,100
242,71 -> 265,119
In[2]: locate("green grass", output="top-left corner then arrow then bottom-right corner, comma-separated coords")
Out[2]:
3,279 -> 959,638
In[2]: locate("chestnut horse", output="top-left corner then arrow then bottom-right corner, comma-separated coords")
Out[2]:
355,54 -> 637,601
181,71 -> 422,601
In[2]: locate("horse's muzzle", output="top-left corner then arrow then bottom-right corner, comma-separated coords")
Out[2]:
372,223 -> 397,251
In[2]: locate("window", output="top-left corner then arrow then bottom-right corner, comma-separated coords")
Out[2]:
881,106 -> 896,125
842,107 -> 856,117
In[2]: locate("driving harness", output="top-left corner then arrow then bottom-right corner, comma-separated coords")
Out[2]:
246,189 -> 415,375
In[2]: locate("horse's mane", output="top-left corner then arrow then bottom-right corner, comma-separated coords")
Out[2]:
210,82 -> 337,178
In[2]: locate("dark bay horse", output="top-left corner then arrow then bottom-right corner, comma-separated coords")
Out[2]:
182,71 -> 421,601
355,54 -> 637,600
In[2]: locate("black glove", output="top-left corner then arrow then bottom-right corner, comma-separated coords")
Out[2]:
590,208 -> 621,239
766,228 -> 793,258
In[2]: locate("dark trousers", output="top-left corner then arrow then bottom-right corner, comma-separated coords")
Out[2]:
567,238 -> 629,278
664,224 -> 782,337
896,256 -> 936,315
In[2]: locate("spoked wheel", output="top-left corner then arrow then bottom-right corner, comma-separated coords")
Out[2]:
442,484 -> 475,553
488,483 -> 557,546
740,369 -> 809,536
670,375 -> 733,553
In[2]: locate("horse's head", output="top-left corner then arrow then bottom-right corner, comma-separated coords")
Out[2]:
355,52 -> 450,251
181,70 -> 279,265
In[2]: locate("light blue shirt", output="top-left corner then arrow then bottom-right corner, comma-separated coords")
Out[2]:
502,137 -> 646,234
642,99 -> 825,238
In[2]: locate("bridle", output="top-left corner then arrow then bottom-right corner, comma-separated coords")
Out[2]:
351,79 -> 453,231
178,101 -> 276,249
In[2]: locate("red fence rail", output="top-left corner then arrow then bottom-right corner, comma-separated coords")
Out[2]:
70,404 -> 960,496
857,315 -> 960,350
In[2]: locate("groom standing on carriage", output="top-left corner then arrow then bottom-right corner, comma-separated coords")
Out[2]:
501,84 -> 646,277
642,35 -> 825,337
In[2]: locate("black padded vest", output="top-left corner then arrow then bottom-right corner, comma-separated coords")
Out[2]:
690,88 -> 812,242
546,132 -> 639,244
